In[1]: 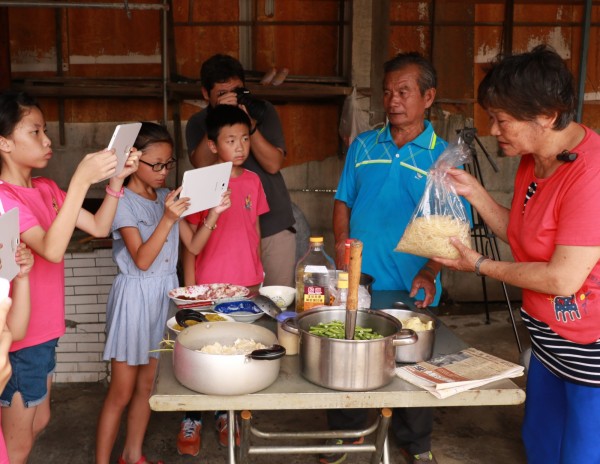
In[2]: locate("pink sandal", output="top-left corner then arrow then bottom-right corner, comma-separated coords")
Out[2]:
117,456 -> 164,464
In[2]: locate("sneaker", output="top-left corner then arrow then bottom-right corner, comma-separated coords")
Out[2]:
177,418 -> 202,456
401,449 -> 438,463
318,436 -> 365,464
215,412 -> 240,447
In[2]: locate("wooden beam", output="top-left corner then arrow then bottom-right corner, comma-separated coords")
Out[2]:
370,0 -> 390,126
0,8 -> 10,91
11,78 -> 352,102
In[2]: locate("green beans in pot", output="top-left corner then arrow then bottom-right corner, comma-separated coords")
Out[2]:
309,320 -> 383,340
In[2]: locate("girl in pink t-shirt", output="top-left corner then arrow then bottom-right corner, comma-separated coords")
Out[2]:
0,90 -> 140,463
0,243 -> 34,464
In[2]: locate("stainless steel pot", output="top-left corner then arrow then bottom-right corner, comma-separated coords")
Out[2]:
381,309 -> 435,363
173,322 -> 285,395
283,307 -> 417,391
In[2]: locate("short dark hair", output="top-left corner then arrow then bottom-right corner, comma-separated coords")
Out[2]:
383,52 -> 437,95
477,44 -> 576,130
0,90 -> 41,138
134,122 -> 173,152
206,105 -> 251,142
201,54 -> 245,93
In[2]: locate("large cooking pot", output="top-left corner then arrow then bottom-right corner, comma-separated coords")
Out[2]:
283,307 -> 417,391
381,309 -> 435,363
173,322 -> 285,395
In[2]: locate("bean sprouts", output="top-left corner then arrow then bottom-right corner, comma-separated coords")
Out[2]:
395,215 -> 471,259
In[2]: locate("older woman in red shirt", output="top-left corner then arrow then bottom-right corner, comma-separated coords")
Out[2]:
437,45 -> 600,464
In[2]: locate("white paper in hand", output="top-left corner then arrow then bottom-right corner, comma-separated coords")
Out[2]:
106,122 -> 142,180
180,162 -> 232,217
0,208 -> 20,281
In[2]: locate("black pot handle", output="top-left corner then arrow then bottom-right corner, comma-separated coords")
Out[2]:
175,309 -> 208,328
248,344 -> 286,360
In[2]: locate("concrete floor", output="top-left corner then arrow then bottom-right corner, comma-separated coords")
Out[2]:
28,304 -> 529,464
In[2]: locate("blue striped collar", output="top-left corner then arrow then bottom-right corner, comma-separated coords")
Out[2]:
376,120 -> 437,150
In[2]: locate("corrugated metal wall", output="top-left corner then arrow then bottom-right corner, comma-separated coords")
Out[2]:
4,1 -> 600,162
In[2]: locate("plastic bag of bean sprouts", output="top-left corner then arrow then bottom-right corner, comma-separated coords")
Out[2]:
395,138 -> 473,259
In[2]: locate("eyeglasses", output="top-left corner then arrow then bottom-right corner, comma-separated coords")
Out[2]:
139,158 -> 176,172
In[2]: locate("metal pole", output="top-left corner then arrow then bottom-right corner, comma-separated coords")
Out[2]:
239,410 -> 252,463
502,0 -> 514,54
161,0 -> 168,125
228,410 -> 236,464
577,0 -> 592,122
369,408 -> 391,464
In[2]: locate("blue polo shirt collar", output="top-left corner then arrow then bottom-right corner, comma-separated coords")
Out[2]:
376,120 -> 436,150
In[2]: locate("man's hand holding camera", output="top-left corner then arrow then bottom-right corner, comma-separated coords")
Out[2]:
217,87 -> 266,130
216,88 -> 239,107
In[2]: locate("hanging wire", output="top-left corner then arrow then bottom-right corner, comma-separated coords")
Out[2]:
124,0 -> 131,19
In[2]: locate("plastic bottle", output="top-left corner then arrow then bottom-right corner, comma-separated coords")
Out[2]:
333,271 -> 348,307
295,236 -> 336,313
342,239 -> 353,272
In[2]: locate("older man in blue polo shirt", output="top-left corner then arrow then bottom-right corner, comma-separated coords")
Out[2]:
323,52 -> 448,464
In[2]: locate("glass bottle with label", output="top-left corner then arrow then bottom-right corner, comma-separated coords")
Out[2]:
295,236 -> 335,313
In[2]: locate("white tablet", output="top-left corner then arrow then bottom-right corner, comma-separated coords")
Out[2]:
180,162 -> 232,217
0,278 -> 9,300
0,208 -> 20,281
106,122 -> 142,179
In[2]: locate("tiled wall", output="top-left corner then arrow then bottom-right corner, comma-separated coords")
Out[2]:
58,249 -> 117,383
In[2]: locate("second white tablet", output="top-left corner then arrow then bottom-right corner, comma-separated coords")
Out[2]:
180,162 -> 233,217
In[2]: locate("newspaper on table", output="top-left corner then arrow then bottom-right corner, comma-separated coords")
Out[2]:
395,347 -> 524,399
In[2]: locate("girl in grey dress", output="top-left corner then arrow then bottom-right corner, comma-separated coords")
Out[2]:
96,122 -> 230,464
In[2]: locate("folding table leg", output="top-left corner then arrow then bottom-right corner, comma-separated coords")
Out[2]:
370,408 -> 392,464
239,410 -> 252,462
227,409 -> 236,464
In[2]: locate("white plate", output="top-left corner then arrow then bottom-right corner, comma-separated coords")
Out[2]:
166,312 -> 234,333
168,284 -> 250,307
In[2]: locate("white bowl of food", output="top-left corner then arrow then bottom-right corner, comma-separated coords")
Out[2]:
259,285 -> 296,309
213,301 -> 264,324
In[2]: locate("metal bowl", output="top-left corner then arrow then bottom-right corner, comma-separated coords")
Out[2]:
380,309 -> 435,363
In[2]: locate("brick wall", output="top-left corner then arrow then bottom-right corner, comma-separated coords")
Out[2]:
58,249 -> 116,383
